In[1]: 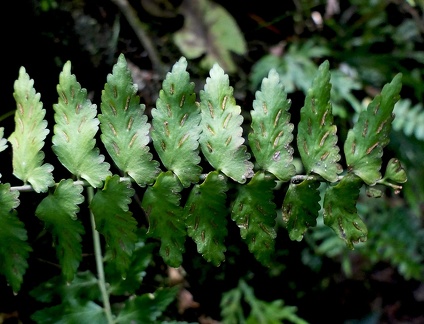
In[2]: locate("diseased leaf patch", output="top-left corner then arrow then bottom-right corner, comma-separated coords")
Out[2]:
184,171 -> 228,266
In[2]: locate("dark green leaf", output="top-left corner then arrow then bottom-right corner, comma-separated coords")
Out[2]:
249,70 -> 295,182
231,171 -> 277,266
344,74 -> 402,185
282,179 -> 321,241
297,61 -> 342,182
141,171 -> 186,267
184,171 -> 228,266
99,54 -> 160,186
151,57 -> 202,187
90,175 -> 137,277
323,173 -> 367,249
35,179 -> 85,282
0,184 -> 31,293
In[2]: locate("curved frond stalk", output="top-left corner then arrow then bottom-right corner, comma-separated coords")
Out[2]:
141,171 -> 185,267
151,57 -> 202,187
344,73 -> 402,185
184,171 -> 228,266
52,61 -> 111,188
99,54 -> 160,186
0,184 -> 31,293
231,171 -> 277,266
282,179 -> 321,241
8,67 -> 54,193
297,60 -> 342,182
90,175 -> 137,278
249,69 -> 295,182
323,173 -> 367,248
35,179 -> 85,282
199,63 -> 254,183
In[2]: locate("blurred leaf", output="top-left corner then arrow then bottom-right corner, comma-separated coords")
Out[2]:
0,184 -> 30,293
282,179 -> 321,241
199,63 -> 254,183
141,171 -> 186,267
116,287 -> 179,323
0,127 -> 7,153
174,0 -> 247,73
231,171 -> 277,266
151,57 -> 202,187
249,69 -> 295,182
90,175 -> 137,277
52,61 -> 111,188
344,74 -> 402,185
8,67 -> 54,193
184,171 -> 228,266
323,173 -> 367,249
297,61 -> 342,182
99,54 -> 160,186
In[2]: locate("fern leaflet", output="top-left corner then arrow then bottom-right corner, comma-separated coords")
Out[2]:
99,54 -> 160,186
53,61 -> 111,188
8,67 -> 54,193
35,179 -> 85,282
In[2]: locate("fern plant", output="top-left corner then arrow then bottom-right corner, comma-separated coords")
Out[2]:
0,54 -> 407,322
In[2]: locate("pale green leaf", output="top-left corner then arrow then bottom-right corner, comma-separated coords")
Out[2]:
184,171 -> 228,266
0,184 -> 31,293
382,158 -> 407,184
151,57 -> 202,187
141,171 -> 185,267
199,63 -> 254,183
297,61 -> 342,182
0,127 -> 7,153
282,179 -> 321,241
116,287 -> 179,323
249,69 -> 295,182
344,74 -> 402,185
323,173 -> 367,249
8,67 -> 54,193
173,0 -> 247,73
99,54 -> 160,186
35,179 -> 85,282
52,61 -> 111,188
90,175 -> 137,277
231,171 -> 277,266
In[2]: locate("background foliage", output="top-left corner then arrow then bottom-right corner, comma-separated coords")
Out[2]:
1,0 -> 424,323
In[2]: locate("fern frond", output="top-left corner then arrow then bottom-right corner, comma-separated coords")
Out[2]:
90,175 -> 137,277
0,184 -> 31,293
297,61 -> 342,182
184,171 -> 228,266
231,171 -> 277,266
392,99 -> 424,140
141,171 -> 186,267
344,73 -> 402,185
282,179 -> 321,241
199,63 -> 254,183
151,57 -> 202,187
52,61 -> 111,188
8,67 -> 54,193
99,54 -> 160,186
323,173 -> 367,248
249,69 -> 296,182
35,179 -> 85,282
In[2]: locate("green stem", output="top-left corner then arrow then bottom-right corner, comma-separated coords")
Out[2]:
87,187 -> 115,323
